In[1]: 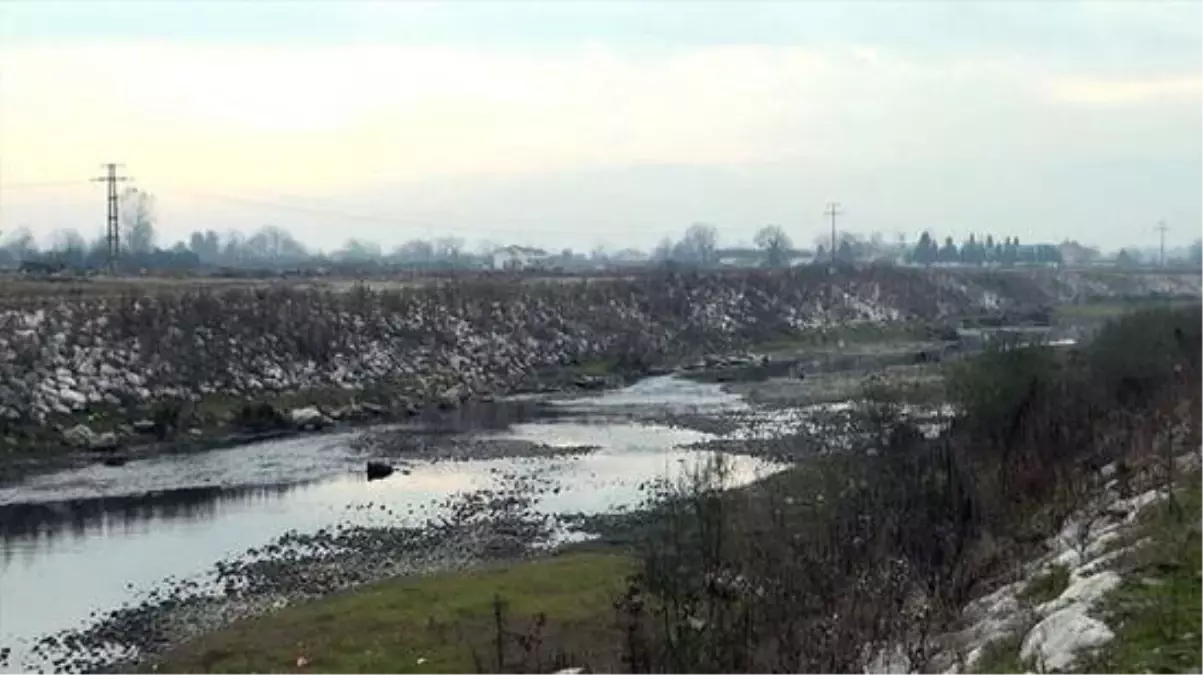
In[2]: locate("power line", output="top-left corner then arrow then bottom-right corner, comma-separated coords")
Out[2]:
824,201 -> 842,263
166,187 -> 587,239
90,164 -> 131,272
1156,220 -> 1169,267
0,179 -> 93,190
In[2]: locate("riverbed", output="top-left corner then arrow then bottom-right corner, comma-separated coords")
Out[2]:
0,375 -> 785,673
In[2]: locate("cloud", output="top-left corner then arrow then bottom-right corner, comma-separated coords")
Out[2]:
1046,75 -> 1202,105
0,42 -> 841,188
0,1 -> 1197,251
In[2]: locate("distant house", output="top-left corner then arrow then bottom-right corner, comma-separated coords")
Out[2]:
608,248 -> 650,267
1058,240 -> 1100,266
492,246 -> 551,271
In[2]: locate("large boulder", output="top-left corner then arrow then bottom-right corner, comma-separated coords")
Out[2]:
366,461 -> 394,481
290,406 -> 332,430
63,424 -> 97,448
1020,607 -> 1114,672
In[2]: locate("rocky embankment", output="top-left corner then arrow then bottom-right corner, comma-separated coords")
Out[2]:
0,267 -> 1195,468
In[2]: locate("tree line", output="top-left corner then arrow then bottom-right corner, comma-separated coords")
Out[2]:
3,186 -> 1195,272
906,232 -> 1063,266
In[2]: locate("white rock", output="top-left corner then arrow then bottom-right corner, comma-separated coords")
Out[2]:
1020,606 -> 1114,672
289,406 -> 328,427
63,424 -> 97,448
1037,571 -> 1121,616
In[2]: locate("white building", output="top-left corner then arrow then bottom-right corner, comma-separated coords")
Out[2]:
492,245 -> 551,271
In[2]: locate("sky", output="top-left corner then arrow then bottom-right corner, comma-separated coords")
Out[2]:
1,0 -> 1200,253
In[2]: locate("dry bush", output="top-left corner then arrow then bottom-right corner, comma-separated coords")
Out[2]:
602,304 -> 1201,673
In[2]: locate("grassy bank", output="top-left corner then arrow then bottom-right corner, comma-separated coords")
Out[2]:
1088,472 -> 1202,673
153,553 -> 634,674
756,320 -> 934,354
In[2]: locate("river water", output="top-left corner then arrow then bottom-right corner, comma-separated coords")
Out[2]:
0,376 -> 779,672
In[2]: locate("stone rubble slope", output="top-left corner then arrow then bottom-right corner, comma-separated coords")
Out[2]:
0,268 -> 1193,430
941,451 -> 1200,674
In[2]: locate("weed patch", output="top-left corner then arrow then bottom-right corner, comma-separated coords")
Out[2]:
1087,473 -> 1202,674
1018,564 -> 1071,606
152,553 -> 634,674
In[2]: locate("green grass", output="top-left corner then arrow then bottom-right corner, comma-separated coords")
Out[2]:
576,358 -> 621,377
1018,563 -> 1071,605
1053,298 -> 1200,323
1086,472 -> 1202,674
971,630 -> 1030,674
153,553 -> 635,674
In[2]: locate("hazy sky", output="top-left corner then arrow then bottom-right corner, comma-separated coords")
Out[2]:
1,0 -> 1200,253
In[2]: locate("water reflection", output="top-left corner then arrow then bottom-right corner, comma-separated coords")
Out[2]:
0,376 -> 781,672
0,483 -> 308,546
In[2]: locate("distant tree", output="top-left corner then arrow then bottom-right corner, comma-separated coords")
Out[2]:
677,223 -> 718,265
70,235 -> 102,265
433,237 -> 464,261
939,236 -> 959,263
998,236 -> 1016,266
203,230 -> 221,261
1115,248 -> 1137,268
120,187 -> 156,254
911,231 -> 937,265
3,226 -> 38,260
652,237 -> 675,262
223,231 -> 246,266
338,238 -> 381,262
837,239 -> 854,263
754,225 -> 793,267
51,229 -> 86,253
814,244 -> 827,263
961,234 -> 985,265
189,231 -> 206,257
1190,239 -> 1202,267
393,239 -> 435,265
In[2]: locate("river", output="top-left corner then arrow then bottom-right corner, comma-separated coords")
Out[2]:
0,376 -> 781,673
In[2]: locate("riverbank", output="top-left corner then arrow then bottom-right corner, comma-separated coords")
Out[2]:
149,552 -> 637,674
1,268 -> 1196,482
138,303 -> 1200,674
